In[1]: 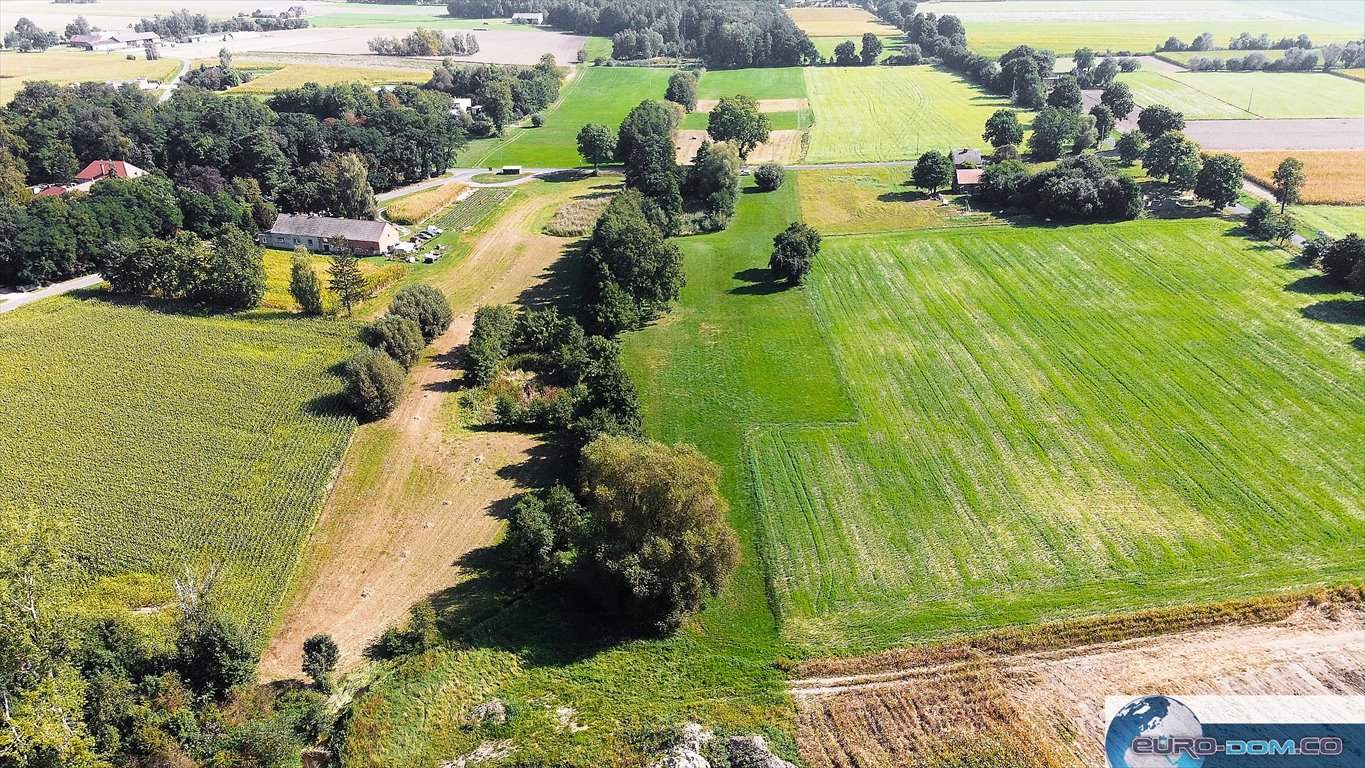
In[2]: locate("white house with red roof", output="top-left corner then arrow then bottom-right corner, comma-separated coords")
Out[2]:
32,160 -> 149,197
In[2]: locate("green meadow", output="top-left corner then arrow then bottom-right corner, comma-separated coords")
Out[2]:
470,66 -> 675,168
966,20 -> 1363,58
1119,70 -> 1365,119
0,296 -> 358,626
804,65 -> 1020,163
698,67 -> 808,101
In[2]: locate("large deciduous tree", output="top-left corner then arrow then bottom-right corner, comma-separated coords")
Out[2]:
1194,153 -> 1245,210
579,435 -> 740,633
911,150 -> 954,194
982,109 -> 1024,148
1137,104 -> 1185,139
1027,106 -> 1083,160
334,153 -> 377,220
665,71 -> 698,112
1143,132 -> 1203,189
707,95 -> 770,161
1271,156 -> 1306,213
860,32 -> 884,65
769,221 -> 821,285
576,122 -> 615,173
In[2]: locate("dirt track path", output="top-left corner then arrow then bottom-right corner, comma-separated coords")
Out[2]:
259,182 -> 585,680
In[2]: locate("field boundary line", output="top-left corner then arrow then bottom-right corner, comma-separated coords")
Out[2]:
468,63 -> 590,168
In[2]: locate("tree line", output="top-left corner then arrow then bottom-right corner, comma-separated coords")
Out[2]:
369,28 -> 480,57
132,7 -> 310,40
446,0 -> 817,67
425,54 -> 562,136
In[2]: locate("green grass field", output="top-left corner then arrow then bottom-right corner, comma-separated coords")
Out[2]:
1293,205 -> 1365,238
469,67 -> 675,168
810,35 -> 903,63
966,20 -> 1363,58
804,65 -> 1019,163
698,67 -> 807,101
1119,70 -> 1365,119
751,219 -> 1365,651
0,296 -> 358,627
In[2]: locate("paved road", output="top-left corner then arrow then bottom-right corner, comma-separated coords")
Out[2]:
159,58 -> 191,104
0,274 -> 103,314
376,167 -> 562,202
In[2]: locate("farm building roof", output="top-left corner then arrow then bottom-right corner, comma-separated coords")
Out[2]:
75,160 -> 145,182
267,214 -> 393,242
951,148 -> 982,166
956,168 -> 983,185
110,31 -> 160,42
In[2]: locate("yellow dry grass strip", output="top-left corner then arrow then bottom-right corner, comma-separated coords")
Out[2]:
694,97 -> 810,113
385,182 -> 469,225
1232,150 -> 1365,205
785,7 -> 899,38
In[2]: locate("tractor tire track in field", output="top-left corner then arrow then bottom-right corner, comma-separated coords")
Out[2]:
260,184 -> 581,680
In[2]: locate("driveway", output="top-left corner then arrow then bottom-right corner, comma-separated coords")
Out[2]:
0,274 -> 103,314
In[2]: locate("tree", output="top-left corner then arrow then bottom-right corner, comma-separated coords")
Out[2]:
1090,104 -> 1116,138
5,18 -> 59,52
301,634 -> 339,693
911,150 -> 954,194
615,100 -> 682,223
1136,104 -> 1185,139
1194,153 -> 1245,210
834,40 -> 858,66
665,71 -> 698,112
478,78 -> 515,134
977,159 -> 1032,206
334,153 -> 377,220
343,348 -> 405,420
753,163 -> 786,191
1013,67 -> 1046,109
1047,75 -> 1083,111
585,190 -> 684,333
1143,132 -> 1202,189
192,225 -> 266,310
505,484 -> 587,578
1271,156 -> 1306,213
175,605 -> 257,700
1116,130 -> 1147,165
707,95 -> 770,160
576,123 -> 615,173
326,239 -> 367,316
289,248 -> 324,314
1028,106 -> 1083,160
580,435 -> 740,632
363,314 -> 425,370
64,16 -> 93,39
769,222 -> 821,285
389,283 -> 453,343
686,140 -> 740,220
1348,256 -> 1365,296
1100,81 -> 1135,120
1320,234 -> 1364,284
982,109 -> 1024,147
860,32 -> 884,65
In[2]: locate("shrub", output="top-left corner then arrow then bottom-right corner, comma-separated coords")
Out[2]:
1115,130 -> 1147,165
362,315 -> 425,370
389,283 -> 453,343
530,112 -> 545,127
467,304 -> 517,386
288,249 -> 324,315
753,163 -> 785,191
301,634 -> 339,692
175,608 -> 257,700
343,348 -> 405,421
1320,233 -> 1365,284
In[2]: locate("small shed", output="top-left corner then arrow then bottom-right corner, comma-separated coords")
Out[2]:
511,12 -> 545,25
955,168 -> 983,193
501,165 -> 523,175
950,148 -> 982,167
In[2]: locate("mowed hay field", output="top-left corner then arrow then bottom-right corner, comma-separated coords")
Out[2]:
750,219 -> 1364,652
797,166 -> 1001,234
0,50 -> 181,104
228,62 -> 431,93
1233,150 -> 1365,204
0,295 -> 358,625
1118,71 -> 1365,120
476,66 -> 674,168
804,66 -> 1017,163
1293,206 -> 1365,237
698,67 -> 808,101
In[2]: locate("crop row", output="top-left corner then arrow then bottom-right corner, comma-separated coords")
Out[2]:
429,188 -> 516,232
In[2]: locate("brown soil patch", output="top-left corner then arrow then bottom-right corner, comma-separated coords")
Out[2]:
676,129 -> 805,165
259,182 -> 588,680
1184,118 -> 1365,151
791,593 -> 1365,768
694,98 -> 810,113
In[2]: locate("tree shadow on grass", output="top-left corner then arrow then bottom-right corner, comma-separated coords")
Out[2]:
729,267 -> 791,295
516,240 -> 588,313
1352,336 -> 1365,353
877,183 -> 929,205
1284,273 -> 1340,294
1300,298 -> 1365,326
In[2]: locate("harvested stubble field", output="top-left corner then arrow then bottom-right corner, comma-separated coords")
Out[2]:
749,218 -> 1364,652
227,61 -> 432,93
384,182 -> 470,225
0,295 -> 358,626
803,66 -> 1019,163
1234,150 -> 1365,204
784,7 -> 900,38
0,50 -> 181,105
792,590 -> 1365,768
473,67 -> 675,168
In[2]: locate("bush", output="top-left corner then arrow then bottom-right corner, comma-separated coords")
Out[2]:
530,112 -> 545,127
175,608 -> 257,700
362,315 -> 425,370
467,304 -> 517,386
769,222 -> 820,284
1320,234 -> 1365,283
753,163 -> 785,191
288,249 -> 324,315
301,634 -> 339,692
389,283 -> 453,343
343,348 -> 406,420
